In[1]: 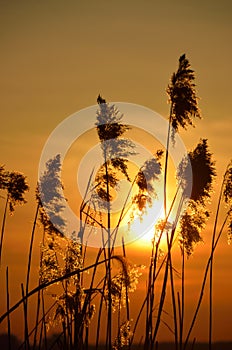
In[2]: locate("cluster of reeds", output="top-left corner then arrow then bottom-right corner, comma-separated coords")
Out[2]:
0,55 -> 231,350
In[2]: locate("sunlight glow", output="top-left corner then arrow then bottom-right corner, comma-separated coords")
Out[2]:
126,198 -> 164,247
128,194 -> 180,248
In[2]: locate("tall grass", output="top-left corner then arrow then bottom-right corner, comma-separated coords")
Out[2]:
0,55 -> 232,350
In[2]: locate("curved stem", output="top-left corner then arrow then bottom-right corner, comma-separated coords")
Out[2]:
0,256 -> 120,324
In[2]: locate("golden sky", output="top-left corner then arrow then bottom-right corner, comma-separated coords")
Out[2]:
0,0 -> 232,344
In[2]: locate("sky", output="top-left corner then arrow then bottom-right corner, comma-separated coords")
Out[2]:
0,0 -> 232,344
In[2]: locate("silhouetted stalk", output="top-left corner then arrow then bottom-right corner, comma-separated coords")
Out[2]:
146,238 -> 158,349
133,255 -> 156,347
26,202 -> 39,294
104,153 -> 112,350
183,214 -> 228,349
38,318 -> 43,350
169,247 -> 178,350
163,103 -> 173,218
124,236 -> 174,346
146,278 -> 151,349
130,289 -> 148,346
152,194 -> 184,345
149,237 -> 162,349
48,329 -> 67,350
131,185 -> 180,347
191,337 -> 196,350
79,168 -> 95,245
85,324 -> 89,350
0,194 -> 9,265
144,242 -> 153,349
23,201 -> 40,350
32,290 -> 41,350
6,266 -> 11,350
64,280 -> 71,349
152,257 -> 169,345
149,186 -> 180,349
147,264 -> 152,349
209,173 -> 225,350
96,269 -> 107,350
122,237 -> 130,323
130,247 -> 173,346
69,308 -> 73,350
21,283 -> 30,350
17,300 -> 56,350
117,278 -> 123,340
65,237 -> 77,347
33,227 -> 45,350
80,246 -> 107,348
179,243 -> 185,350
148,188 -> 180,348
169,196 -> 185,350
177,292 -> 182,347
62,319 -> 67,350
41,290 -> 47,350
82,209 -> 106,230
145,232 -> 163,349
94,247 -> 107,349
74,276 -> 82,349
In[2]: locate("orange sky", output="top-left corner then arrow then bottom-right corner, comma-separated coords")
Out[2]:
0,0 -> 232,344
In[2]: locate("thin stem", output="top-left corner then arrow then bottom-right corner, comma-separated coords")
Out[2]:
0,194 -> 9,265
96,258 -> 107,350
177,292 -> 182,347
32,290 -> 41,350
41,290 -> 47,350
163,104 -> 173,218
33,227 -> 45,350
180,244 -> 185,350
6,266 -> 11,350
64,279 -> 71,349
152,255 -> 169,344
122,237 -> 130,322
144,246 -> 153,349
23,202 -> 40,350
130,185 -> 180,347
26,203 -> 39,294
183,214 -> 228,349
209,171 -> 225,350
169,247 -> 178,350
104,154 -> 112,350
152,195 -> 184,345
21,284 -> 30,350
18,301 -> 57,350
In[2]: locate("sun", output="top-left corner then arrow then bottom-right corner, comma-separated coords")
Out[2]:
137,227 -> 157,246
126,192 -> 181,249
124,198 -> 165,247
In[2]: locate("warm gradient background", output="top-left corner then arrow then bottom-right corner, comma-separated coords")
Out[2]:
0,0 -> 232,344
